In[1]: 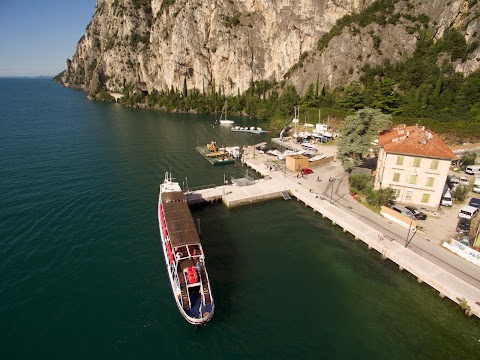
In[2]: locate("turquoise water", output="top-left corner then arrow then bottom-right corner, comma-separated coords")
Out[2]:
0,78 -> 479,359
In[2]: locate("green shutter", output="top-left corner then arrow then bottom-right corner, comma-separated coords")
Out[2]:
413,158 -> 421,167
421,193 -> 430,203
393,173 -> 400,182
396,156 -> 404,165
426,177 -> 434,187
430,160 -> 439,170
408,175 -> 417,184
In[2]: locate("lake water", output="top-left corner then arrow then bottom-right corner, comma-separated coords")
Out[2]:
0,78 -> 479,359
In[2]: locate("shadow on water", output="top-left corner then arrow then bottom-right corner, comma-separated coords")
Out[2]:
191,203 -> 240,325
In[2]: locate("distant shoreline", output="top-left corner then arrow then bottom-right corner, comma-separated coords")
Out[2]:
0,75 -> 54,79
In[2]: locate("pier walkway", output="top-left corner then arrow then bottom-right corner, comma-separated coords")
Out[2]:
188,145 -> 480,318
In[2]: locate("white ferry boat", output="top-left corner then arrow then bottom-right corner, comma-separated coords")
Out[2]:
158,172 -> 214,325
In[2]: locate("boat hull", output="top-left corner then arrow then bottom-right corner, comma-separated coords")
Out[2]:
158,174 -> 214,325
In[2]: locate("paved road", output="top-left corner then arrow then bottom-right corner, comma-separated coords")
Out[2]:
324,167 -> 480,289
247,145 -> 480,290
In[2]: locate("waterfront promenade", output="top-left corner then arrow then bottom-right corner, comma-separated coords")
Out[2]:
189,144 -> 480,318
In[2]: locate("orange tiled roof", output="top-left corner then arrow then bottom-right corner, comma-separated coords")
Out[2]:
378,125 -> 456,160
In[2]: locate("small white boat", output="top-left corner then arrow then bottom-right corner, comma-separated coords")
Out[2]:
301,143 -> 318,151
219,101 -> 234,125
225,146 -> 241,158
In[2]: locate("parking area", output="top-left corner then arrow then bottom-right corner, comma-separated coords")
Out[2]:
251,139 -> 480,247
422,172 -> 480,245
417,202 -> 465,244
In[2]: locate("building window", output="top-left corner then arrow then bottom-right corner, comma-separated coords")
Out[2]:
421,193 -> 430,203
394,189 -> 401,199
426,177 -> 435,187
430,159 -> 439,170
413,158 -> 421,167
393,172 -> 400,182
405,190 -> 413,200
396,156 -> 404,165
408,175 -> 417,184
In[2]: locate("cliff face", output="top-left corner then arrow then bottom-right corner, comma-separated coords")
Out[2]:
59,0 -> 480,95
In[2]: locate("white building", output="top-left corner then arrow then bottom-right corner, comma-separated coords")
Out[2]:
374,125 -> 457,209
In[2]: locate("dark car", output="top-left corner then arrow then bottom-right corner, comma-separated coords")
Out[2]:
404,205 -> 427,220
468,197 -> 480,209
456,218 -> 471,235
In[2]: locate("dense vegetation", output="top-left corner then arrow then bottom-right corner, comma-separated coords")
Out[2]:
337,108 -> 392,168
113,80 -> 300,130
91,1 -> 480,142
349,174 -> 395,208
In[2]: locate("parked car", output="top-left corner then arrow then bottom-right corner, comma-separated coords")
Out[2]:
442,185 -> 453,206
447,174 -> 459,189
456,218 -> 471,235
458,205 -> 479,220
469,197 -> 480,209
404,205 -> 427,220
459,176 -> 470,187
390,204 -> 416,220
465,164 -> 480,175
473,178 -> 480,194
453,233 -> 471,246
301,168 -> 313,175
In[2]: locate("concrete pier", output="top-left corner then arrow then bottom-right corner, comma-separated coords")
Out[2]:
186,145 -> 480,318
185,177 -> 288,207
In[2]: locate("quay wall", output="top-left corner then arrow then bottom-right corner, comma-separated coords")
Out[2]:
243,158 -> 480,318
223,190 -> 285,208
186,155 -> 480,317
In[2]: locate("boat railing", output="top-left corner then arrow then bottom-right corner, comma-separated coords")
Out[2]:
197,262 -> 212,306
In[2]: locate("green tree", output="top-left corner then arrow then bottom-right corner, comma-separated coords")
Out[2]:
365,77 -> 399,114
349,174 -> 371,192
365,187 -> 395,207
337,108 -> 392,169
277,85 -> 299,116
461,152 -> 477,167
339,82 -> 365,110
299,83 -> 319,108
182,78 -> 187,98
453,185 -> 469,202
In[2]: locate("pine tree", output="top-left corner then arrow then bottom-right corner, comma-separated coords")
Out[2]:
182,78 -> 187,98
337,108 -> 392,169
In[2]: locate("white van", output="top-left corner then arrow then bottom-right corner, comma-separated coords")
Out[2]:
458,205 -> 479,220
459,176 -> 470,186
447,174 -> 459,189
465,165 -> 480,175
441,187 -> 453,206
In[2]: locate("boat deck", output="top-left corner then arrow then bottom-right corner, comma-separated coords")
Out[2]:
196,146 -> 235,165
161,191 -> 200,247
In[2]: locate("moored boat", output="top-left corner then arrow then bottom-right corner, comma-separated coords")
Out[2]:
219,101 -> 234,125
158,172 -> 214,325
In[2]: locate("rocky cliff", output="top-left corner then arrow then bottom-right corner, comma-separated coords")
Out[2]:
58,0 -> 480,96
